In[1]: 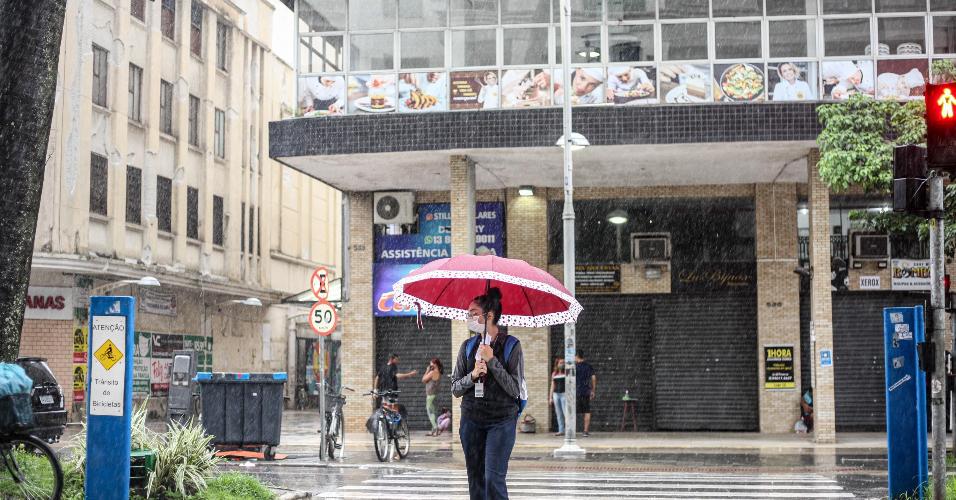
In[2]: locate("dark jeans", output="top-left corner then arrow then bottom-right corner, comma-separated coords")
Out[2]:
459,415 -> 518,500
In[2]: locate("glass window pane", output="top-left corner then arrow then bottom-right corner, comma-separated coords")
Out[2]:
932,0 -> 956,10
821,0 -> 872,14
715,21 -> 761,59
504,28 -> 549,65
399,0 -> 447,28
401,31 -> 445,68
553,0 -> 602,21
451,29 -> 496,66
824,18 -> 871,56
557,25 -> 602,63
502,0 -> 549,23
876,0 -> 926,12
712,0 -> 760,17
878,17 -> 927,56
349,0 -> 397,30
607,0 -> 655,20
935,16 -> 956,54
299,0 -> 347,32
770,19 -> 817,58
451,0 -> 498,26
351,33 -> 394,70
661,23 -> 707,59
299,35 -> 344,73
766,0 -> 816,15
608,25 -> 654,62
660,0 -> 708,19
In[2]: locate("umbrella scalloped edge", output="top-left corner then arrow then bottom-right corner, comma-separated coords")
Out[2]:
391,269 -> 583,328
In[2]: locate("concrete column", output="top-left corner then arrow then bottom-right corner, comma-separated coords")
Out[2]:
808,149 -> 837,444
63,0 -> 95,255
141,0 -> 162,263
200,5 -> 217,273
224,25 -> 244,280
109,0 -> 131,257
450,155 -> 475,441
172,0 -> 191,264
755,183 -> 802,433
259,54 -> 273,283
341,193 -> 374,434
506,187 -> 551,430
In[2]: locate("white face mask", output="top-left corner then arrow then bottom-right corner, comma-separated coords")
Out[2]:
468,315 -> 485,334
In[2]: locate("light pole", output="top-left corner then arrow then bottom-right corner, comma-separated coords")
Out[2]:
554,0 -> 587,459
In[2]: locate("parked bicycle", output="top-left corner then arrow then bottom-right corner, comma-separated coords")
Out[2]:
0,430 -> 63,499
322,386 -> 353,459
365,389 -> 410,462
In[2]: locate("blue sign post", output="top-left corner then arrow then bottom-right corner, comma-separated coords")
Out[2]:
86,296 -> 135,500
883,306 -> 928,500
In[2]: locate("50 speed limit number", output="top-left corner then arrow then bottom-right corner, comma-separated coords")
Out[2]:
309,300 -> 338,336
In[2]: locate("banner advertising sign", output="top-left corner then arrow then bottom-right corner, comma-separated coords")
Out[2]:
891,259 -> 931,291
575,264 -> 621,294
763,345 -> 796,390
139,287 -> 178,316
24,287 -> 74,320
374,264 -> 423,317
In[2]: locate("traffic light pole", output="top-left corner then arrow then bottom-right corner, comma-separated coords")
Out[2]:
928,173 -> 947,500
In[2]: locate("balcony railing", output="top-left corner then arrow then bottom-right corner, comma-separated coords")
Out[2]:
797,235 -> 929,263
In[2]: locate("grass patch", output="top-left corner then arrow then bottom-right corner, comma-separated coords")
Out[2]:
196,473 -> 276,500
0,445 -> 60,498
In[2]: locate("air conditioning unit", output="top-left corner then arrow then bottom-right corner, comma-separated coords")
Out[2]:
851,232 -> 890,261
373,192 -> 415,225
632,233 -> 671,262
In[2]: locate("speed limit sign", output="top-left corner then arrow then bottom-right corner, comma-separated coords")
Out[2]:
309,300 -> 338,337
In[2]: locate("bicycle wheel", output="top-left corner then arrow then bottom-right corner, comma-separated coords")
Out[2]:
0,434 -> 63,500
394,419 -> 410,459
373,417 -> 390,462
327,412 -> 344,459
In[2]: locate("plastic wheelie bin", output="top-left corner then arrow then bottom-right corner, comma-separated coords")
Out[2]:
195,372 -> 287,460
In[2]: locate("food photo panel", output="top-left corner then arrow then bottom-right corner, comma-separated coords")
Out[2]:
659,63 -> 712,103
348,74 -> 397,114
606,66 -> 658,105
553,67 -> 606,106
714,63 -> 765,102
501,69 -> 552,108
297,75 -> 346,117
820,60 -> 875,100
767,62 -> 817,101
876,59 -> 928,101
450,70 -> 499,110
398,72 -> 448,112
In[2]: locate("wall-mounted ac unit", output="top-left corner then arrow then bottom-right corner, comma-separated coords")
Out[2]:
632,233 -> 671,262
851,232 -> 890,261
373,192 -> 415,225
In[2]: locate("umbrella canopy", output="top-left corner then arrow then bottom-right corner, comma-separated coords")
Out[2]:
392,254 -> 583,328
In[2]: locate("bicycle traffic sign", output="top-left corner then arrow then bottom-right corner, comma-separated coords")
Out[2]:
311,267 -> 331,301
309,300 -> 338,337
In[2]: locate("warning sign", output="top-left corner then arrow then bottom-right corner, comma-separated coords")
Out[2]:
311,267 -> 331,301
94,339 -> 123,371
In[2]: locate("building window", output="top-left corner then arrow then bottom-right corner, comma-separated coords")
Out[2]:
400,0 -> 448,27
191,1 -> 203,57
131,0 -> 145,21
92,44 -> 108,108
89,154 -> 108,216
157,176 -> 172,233
659,0 -> 709,19
661,23 -> 708,60
769,20 -> 817,58
188,94 -> 201,146
240,201 -> 246,252
214,108 -> 225,158
401,31 -> 446,69
935,16 -> 956,55
128,64 -> 143,122
187,186 -> 199,239
450,29 -> 496,67
216,21 -> 229,71
823,18 -> 871,57
502,28 -> 547,66
160,80 -> 174,135
126,166 -> 142,225
349,0 -> 396,30
350,33 -> 395,71
249,205 -> 256,255
161,0 -> 176,41
212,195 -> 224,246
299,35 -> 344,73
715,21 -> 762,60
608,25 -> 654,63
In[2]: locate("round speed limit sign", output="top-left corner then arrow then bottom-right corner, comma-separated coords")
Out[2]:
309,300 -> 338,337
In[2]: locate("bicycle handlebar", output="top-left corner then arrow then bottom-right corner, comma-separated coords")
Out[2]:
363,389 -> 401,397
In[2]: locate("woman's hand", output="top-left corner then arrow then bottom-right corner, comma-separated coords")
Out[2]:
471,359 -> 487,380
548,395 -> 553,406
477,344 -> 494,362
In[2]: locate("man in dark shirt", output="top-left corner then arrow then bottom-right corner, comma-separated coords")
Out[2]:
575,351 -> 596,437
372,354 -> 417,409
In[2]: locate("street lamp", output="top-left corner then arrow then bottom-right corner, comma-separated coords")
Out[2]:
555,0 -> 587,460
608,210 -> 628,261
90,276 -> 161,295
215,297 -> 263,308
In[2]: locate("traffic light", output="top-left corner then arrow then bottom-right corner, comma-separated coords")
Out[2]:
925,83 -> 956,176
892,145 -> 929,216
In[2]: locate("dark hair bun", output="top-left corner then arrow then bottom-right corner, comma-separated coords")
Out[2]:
487,287 -> 502,302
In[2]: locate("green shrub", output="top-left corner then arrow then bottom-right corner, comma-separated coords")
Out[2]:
146,420 -> 221,498
197,473 -> 275,500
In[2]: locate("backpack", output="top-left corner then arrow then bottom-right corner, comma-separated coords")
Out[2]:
466,335 -> 529,416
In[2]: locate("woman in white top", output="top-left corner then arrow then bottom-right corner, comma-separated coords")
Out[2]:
772,63 -> 814,101
476,71 -> 499,109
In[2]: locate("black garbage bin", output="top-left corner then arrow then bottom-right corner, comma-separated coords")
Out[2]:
196,372 -> 287,460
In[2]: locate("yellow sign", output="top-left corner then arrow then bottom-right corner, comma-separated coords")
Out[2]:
94,339 -> 123,371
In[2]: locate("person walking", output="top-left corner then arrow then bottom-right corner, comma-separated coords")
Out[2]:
549,357 -> 566,436
575,351 -> 596,437
452,287 -> 525,500
372,353 -> 417,410
423,357 -> 443,436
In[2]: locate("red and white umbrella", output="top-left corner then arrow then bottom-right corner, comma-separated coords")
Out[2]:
392,254 -> 583,328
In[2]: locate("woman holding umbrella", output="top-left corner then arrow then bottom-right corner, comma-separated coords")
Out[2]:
451,287 -> 524,499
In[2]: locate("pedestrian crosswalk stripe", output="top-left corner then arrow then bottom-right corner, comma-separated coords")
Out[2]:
316,470 -> 855,499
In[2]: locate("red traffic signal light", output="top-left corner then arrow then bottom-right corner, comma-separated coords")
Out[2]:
925,84 -> 956,174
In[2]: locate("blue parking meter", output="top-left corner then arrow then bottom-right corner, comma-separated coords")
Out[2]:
86,296 -> 135,500
883,306 -> 928,500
